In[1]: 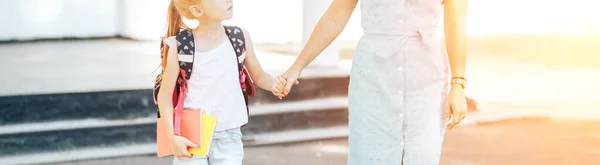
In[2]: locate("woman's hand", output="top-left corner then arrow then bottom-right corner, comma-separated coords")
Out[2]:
278,68 -> 302,96
169,135 -> 198,158
445,85 -> 468,130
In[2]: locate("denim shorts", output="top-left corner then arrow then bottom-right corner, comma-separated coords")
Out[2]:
173,127 -> 244,165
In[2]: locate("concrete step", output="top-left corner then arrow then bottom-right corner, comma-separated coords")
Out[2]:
0,97 -> 348,159
0,125 -> 349,165
0,89 -> 154,125
242,125 -> 348,146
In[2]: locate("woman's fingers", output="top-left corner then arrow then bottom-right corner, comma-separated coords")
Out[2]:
447,102 -> 467,130
453,101 -> 467,122
444,100 -> 452,121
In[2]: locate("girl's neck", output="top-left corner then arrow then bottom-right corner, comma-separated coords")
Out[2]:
192,19 -> 224,38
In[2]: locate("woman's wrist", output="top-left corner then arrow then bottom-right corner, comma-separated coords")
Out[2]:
288,63 -> 304,75
450,84 -> 465,92
450,84 -> 463,88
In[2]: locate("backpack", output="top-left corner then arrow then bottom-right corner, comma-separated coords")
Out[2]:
152,26 -> 256,123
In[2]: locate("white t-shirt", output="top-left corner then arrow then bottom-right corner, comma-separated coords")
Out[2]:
164,36 -> 248,131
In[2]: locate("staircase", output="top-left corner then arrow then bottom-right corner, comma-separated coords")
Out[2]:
0,66 -> 350,165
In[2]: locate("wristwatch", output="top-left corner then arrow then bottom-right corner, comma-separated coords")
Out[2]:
450,77 -> 467,89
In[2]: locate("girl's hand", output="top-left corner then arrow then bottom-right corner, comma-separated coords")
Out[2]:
445,85 -> 468,130
272,76 -> 286,99
169,135 -> 198,158
272,75 -> 298,99
279,68 -> 302,96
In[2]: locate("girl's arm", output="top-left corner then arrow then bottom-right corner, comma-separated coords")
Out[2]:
444,0 -> 468,80
157,41 -> 179,140
241,29 -> 286,97
281,0 -> 358,94
158,38 -> 198,156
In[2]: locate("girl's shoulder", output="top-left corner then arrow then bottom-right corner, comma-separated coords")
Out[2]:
223,26 -> 252,38
162,29 -> 193,49
162,36 -> 178,49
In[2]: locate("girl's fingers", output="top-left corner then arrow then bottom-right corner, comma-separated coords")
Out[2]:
271,87 -> 285,99
274,82 -> 283,90
272,86 -> 281,93
277,76 -> 287,87
183,152 -> 192,158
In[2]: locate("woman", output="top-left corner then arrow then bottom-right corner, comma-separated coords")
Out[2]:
274,0 -> 468,164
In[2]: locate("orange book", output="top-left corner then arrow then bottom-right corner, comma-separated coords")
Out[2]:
156,109 -> 203,157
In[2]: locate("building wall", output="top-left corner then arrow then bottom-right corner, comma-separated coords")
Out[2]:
0,0 -> 356,43
0,0 -> 120,41
0,0 -> 596,43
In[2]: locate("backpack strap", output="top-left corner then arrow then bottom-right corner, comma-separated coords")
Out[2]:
224,26 -> 246,68
172,29 -> 195,135
176,29 -> 195,80
224,26 -> 253,114
154,29 -> 195,120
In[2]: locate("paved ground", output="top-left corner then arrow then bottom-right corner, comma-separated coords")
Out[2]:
49,117 -> 600,165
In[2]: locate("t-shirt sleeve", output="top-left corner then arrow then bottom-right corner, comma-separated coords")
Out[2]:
163,36 -> 177,49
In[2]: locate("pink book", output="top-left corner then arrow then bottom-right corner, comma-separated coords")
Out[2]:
156,109 -> 202,157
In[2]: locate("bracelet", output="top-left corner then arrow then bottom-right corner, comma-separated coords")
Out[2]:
450,77 -> 467,89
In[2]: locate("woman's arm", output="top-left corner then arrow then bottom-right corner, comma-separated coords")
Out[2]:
443,0 -> 469,130
444,0 -> 468,80
289,0 -> 358,71
281,0 -> 358,94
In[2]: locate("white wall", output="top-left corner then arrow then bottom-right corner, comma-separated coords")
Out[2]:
226,0 -> 363,43
0,0 -> 168,41
0,0 -> 595,42
118,0 -> 170,41
0,0 -> 119,41
0,0 -> 361,43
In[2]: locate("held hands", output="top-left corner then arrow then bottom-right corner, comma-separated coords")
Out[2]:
445,85 -> 468,130
271,68 -> 301,99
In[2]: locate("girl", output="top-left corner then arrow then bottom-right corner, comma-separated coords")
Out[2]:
156,0 -> 284,164
274,0 -> 468,164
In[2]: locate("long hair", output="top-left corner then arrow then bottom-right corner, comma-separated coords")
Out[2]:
159,0 -> 196,80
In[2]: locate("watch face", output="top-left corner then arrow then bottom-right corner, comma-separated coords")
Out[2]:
452,78 -> 467,88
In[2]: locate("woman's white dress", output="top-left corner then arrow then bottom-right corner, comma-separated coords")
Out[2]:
347,0 -> 450,164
